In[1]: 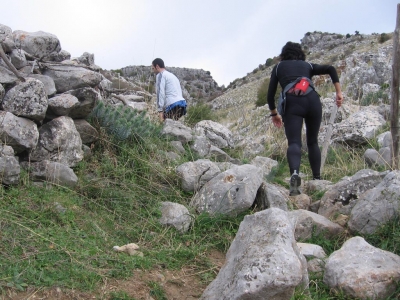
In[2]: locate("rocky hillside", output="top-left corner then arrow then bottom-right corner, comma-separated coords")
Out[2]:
118,65 -> 223,103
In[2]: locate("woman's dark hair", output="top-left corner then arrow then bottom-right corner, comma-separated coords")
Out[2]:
152,58 -> 165,68
279,42 -> 306,61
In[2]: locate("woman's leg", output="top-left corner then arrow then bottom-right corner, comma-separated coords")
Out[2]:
304,92 -> 322,179
284,96 -> 306,175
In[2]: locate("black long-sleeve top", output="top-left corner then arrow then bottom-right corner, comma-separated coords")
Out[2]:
267,60 -> 340,110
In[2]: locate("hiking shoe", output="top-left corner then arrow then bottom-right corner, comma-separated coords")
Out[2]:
289,172 -> 301,196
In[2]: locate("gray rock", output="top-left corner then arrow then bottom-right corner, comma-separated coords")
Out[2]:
207,145 -> 234,162
190,164 -> 263,216
0,144 -> 14,156
176,159 -> 220,192
10,49 -> 27,69
348,170 -> 400,234
200,208 -> 308,300
318,169 -> 387,219
0,24 -> 14,52
287,209 -> 344,241
0,155 -> 20,185
43,65 -> 102,93
324,236 -> 400,299
73,119 -> 99,144
377,131 -> 392,148
28,74 -> 57,97
29,116 -> 84,167
0,111 -> 39,153
2,78 -> 48,121
170,141 -> 185,154
65,87 -> 102,119
21,160 -> 78,188
159,201 -> 192,233
250,156 -> 278,178
254,181 -> 288,211
161,119 -> 193,143
190,135 -> 211,157
331,107 -> 386,146
47,94 -> 80,117
13,30 -> 61,60
297,243 -> 327,259
194,120 -> 235,148
0,66 -> 19,84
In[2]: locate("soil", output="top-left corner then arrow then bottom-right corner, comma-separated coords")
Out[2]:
0,250 -> 225,300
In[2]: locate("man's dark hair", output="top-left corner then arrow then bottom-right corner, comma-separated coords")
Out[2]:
152,58 -> 165,68
279,42 -> 306,61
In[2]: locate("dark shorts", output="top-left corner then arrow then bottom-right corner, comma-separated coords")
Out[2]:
164,105 -> 186,120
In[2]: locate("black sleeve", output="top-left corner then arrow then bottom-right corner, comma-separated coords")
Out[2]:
311,64 -> 340,83
267,65 -> 279,110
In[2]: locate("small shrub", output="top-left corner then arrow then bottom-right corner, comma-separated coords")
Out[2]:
185,102 -> 216,126
360,89 -> 389,106
90,101 -> 161,141
379,32 -> 391,43
255,78 -> 270,107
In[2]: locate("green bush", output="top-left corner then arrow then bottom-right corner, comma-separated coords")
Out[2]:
360,89 -> 389,106
185,102 -> 216,126
379,32 -> 391,43
255,78 -> 270,107
90,101 -> 161,141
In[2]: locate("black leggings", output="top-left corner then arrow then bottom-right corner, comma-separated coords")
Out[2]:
283,91 -> 322,178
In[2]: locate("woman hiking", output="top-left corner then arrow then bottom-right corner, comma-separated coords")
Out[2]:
267,41 -> 343,196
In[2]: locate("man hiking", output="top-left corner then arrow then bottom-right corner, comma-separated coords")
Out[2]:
152,58 -> 187,122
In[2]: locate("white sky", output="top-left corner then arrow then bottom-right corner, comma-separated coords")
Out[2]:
1,0 -> 398,86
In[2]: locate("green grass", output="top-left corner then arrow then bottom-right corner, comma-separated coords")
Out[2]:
0,129 -> 243,297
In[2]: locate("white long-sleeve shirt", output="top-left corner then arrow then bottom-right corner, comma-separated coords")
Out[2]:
155,70 -> 185,112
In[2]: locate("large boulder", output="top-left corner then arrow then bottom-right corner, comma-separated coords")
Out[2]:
0,111 -> 39,153
190,164 -> 263,216
200,208 -> 308,299
2,78 -> 48,121
318,169 -> 387,219
13,30 -> 61,60
324,237 -> 400,299
348,170 -> 400,234
331,107 -> 386,146
43,65 -> 102,93
29,116 -> 84,167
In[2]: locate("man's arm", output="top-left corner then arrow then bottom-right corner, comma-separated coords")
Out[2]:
157,73 -> 166,113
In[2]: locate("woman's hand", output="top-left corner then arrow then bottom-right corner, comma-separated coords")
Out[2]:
272,114 -> 283,128
336,92 -> 343,107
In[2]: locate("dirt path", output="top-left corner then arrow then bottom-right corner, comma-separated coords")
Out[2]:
1,251 -> 225,300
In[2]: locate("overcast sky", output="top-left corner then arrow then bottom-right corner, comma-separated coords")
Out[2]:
1,0 -> 398,86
